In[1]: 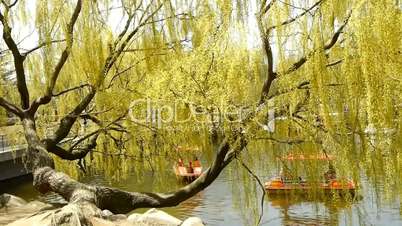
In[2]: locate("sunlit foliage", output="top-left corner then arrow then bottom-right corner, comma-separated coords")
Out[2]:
0,0 -> 401,225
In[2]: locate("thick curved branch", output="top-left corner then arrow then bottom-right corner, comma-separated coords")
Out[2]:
45,88 -> 96,145
258,0 -> 324,102
70,114 -> 126,151
46,134 -> 99,160
261,0 -> 277,15
45,108 -> 126,159
257,13 -> 277,103
323,12 -> 352,50
0,9 -> 29,109
44,114 -> 127,161
29,0 -> 82,114
0,97 -> 23,117
259,34 -> 276,103
33,138 -> 244,213
1,0 -> 18,9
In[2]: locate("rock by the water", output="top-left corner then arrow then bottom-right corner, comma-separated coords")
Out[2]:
25,200 -> 53,211
0,194 -> 27,208
90,217 -> 138,226
102,209 -> 114,217
0,195 -> 54,225
3,195 -> 204,226
128,208 -> 182,226
89,217 -> 116,226
127,213 -> 141,222
6,212 -> 51,226
181,217 -> 205,226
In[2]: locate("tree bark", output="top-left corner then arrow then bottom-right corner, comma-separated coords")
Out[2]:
21,117 -> 54,169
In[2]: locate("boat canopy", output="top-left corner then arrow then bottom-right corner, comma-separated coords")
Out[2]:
278,153 -> 335,161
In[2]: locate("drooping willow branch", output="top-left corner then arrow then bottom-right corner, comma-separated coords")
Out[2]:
236,156 -> 266,226
267,0 -> 324,32
45,1 -> 167,148
280,11 -> 352,76
28,0 -> 83,114
23,39 -> 66,56
52,84 -> 92,97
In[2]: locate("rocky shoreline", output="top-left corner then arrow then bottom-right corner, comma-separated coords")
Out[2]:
0,194 -> 204,226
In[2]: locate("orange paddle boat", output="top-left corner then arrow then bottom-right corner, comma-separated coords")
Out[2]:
265,153 -> 356,195
265,177 -> 356,194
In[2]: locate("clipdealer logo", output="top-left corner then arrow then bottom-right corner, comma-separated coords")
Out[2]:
128,98 -> 277,131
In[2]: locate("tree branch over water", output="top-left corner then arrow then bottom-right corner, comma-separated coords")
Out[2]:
237,156 -> 266,226
1,1 -> 398,224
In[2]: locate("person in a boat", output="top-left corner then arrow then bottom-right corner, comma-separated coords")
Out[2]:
193,157 -> 201,168
280,168 -> 293,182
187,161 -> 194,174
177,158 -> 188,174
280,167 -> 304,183
324,165 -> 337,183
178,158 -> 184,167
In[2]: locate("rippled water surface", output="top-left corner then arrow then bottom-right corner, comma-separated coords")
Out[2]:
1,166 -> 401,226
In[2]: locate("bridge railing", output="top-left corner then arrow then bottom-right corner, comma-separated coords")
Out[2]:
0,134 -> 27,153
0,134 -> 6,153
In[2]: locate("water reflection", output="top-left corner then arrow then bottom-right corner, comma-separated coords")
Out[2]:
1,169 -> 401,226
265,194 -> 356,225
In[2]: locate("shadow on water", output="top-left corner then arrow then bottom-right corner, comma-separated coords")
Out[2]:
0,175 -> 37,201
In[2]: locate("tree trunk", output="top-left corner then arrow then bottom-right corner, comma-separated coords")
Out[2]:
21,117 -> 54,170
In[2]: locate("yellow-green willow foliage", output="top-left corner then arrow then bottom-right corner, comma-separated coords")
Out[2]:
7,0 -> 256,181
0,56 -> 7,125
345,1 -> 402,203
1,0 -> 401,222
217,1 -> 402,223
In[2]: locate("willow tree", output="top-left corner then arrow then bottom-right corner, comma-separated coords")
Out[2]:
0,0 -> 401,225
0,0 -> 257,222
239,0 -> 401,221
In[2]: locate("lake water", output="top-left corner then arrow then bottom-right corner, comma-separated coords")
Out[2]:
1,164 -> 401,226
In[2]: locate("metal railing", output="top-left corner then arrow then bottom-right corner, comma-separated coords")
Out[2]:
0,134 -> 26,153
0,134 -> 6,153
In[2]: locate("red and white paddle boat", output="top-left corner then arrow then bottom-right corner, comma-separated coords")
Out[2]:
174,159 -> 202,182
173,145 -> 203,182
